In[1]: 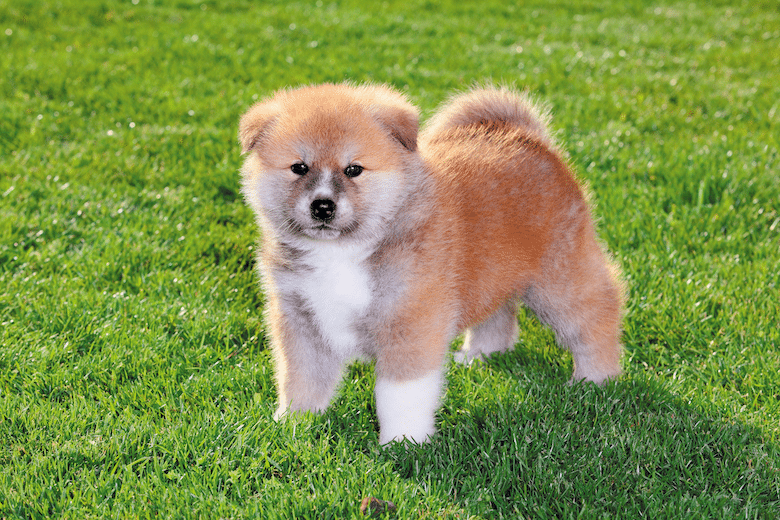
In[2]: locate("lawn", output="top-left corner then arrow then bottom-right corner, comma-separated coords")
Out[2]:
1,0 -> 779,518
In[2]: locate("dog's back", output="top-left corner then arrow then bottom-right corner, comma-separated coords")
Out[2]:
419,88 -> 585,325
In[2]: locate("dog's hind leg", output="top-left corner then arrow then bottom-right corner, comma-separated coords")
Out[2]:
455,300 -> 519,364
521,243 -> 623,384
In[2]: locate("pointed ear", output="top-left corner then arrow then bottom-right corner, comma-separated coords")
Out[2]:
238,99 -> 281,154
360,86 -> 419,152
373,104 -> 419,152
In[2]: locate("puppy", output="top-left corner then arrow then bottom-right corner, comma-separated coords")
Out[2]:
238,83 -> 623,444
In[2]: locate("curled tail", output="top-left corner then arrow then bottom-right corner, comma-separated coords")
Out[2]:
421,86 -> 554,146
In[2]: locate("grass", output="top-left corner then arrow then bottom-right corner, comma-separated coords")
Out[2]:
1,0 -> 779,517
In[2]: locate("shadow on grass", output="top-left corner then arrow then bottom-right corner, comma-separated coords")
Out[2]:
379,348 -> 780,518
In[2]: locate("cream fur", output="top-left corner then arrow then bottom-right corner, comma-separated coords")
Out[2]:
294,242 -> 372,354
375,370 -> 443,444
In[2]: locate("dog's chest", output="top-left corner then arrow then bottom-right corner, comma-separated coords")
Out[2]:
295,244 -> 373,352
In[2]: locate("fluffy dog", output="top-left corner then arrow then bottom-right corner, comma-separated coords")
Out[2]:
238,83 -> 623,444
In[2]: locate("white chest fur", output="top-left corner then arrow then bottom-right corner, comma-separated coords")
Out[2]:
295,243 -> 373,353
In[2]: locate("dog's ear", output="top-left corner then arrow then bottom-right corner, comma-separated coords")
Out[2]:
360,86 -> 419,152
238,100 -> 281,154
372,103 -> 419,152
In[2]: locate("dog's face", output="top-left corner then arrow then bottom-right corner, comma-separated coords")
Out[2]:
239,84 -> 421,244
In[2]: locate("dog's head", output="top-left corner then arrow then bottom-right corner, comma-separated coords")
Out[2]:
239,83 -> 422,244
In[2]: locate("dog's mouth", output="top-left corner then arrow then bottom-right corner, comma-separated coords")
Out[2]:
286,214 -> 359,241
304,224 -> 341,240
304,220 -> 361,240
284,216 -> 342,240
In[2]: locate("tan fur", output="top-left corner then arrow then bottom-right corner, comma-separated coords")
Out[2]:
239,83 -> 623,443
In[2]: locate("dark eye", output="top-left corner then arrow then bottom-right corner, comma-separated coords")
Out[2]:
291,163 -> 309,175
344,164 -> 363,178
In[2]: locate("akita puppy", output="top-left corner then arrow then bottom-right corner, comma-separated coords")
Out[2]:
239,83 -> 622,444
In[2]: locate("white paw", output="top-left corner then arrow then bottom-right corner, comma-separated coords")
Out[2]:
453,350 -> 472,365
453,349 -> 492,366
569,366 -> 622,386
273,407 -> 286,422
375,370 -> 443,444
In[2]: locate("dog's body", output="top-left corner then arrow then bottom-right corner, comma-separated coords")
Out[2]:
239,83 -> 623,444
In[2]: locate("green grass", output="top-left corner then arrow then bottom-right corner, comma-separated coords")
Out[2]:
1,0 -> 779,517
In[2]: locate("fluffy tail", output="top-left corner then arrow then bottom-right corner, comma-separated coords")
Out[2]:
421,86 -> 554,145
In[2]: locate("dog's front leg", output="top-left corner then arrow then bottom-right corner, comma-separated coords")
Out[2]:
267,299 -> 345,420
374,367 -> 444,444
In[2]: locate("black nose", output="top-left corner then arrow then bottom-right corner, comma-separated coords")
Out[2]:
310,199 -> 336,222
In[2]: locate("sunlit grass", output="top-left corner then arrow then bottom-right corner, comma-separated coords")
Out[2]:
1,0 -> 778,518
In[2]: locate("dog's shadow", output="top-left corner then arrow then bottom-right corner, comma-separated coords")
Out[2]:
371,346 -> 780,517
